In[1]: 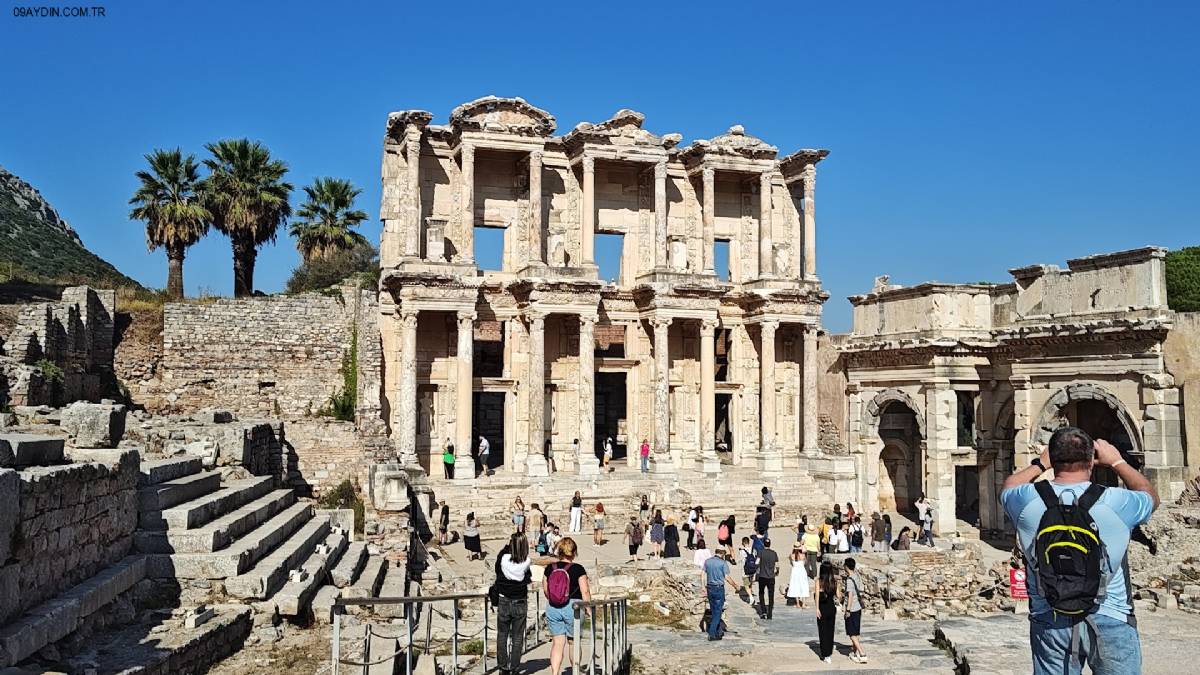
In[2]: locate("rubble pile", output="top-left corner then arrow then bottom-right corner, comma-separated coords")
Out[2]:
1129,504 -> 1200,613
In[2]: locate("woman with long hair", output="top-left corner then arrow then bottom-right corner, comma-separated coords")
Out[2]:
785,544 -> 811,608
663,515 -> 681,558
638,495 -> 651,525
438,503 -> 450,545
511,496 -> 526,534
545,538 -> 591,675
494,532 -> 532,675
649,509 -> 665,557
592,502 -> 606,545
815,561 -> 838,663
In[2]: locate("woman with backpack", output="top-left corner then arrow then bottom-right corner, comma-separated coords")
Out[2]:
545,538 -> 591,675
649,510 -> 665,557
848,516 -> 864,553
815,561 -> 838,664
624,516 -> 644,561
494,532 -> 532,675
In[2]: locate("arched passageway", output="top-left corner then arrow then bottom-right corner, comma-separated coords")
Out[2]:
877,400 -> 922,514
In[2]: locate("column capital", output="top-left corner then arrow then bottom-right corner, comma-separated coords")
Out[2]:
405,126 -> 422,145
398,307 -> 419,328
760,170 -> 773,187
702,166 -> 715,182
651,316 -> 672,330
654,160 -> 668,179
461,143 -> 475,162
457,310 -> 477,323
529,150 -> 544,164
526,310 -> 547,326
700,317 -> 720,335
582,155 -> 595,173
802,163 -> 816,191
760,318 -> 779,334
578,313 -> 598,327
923,378 -> 953,391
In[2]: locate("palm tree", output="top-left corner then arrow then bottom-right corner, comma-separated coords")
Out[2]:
201,139 -> 292,297
290,177 -> 369,262
128,149 -> 210,300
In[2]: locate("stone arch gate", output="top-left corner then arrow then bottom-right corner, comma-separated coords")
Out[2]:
856,387 -> 927,518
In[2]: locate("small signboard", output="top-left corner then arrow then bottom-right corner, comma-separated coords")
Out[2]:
1010,568 -> 1029,599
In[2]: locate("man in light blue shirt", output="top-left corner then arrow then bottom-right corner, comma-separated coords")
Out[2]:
700,550 -> 741,641
1000,427 -> 1158,675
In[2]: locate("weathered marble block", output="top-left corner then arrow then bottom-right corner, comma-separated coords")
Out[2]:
60,401 -> 127,448
0,434 -> 65,467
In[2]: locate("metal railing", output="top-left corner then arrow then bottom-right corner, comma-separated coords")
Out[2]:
572,597 -> 631,675
331,590 -> 553,675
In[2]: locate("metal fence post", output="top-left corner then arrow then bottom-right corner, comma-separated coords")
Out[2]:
332,609 -> 341,675
573,604 -> 583,666
603,604 -> 610,675
483,595 -> 490,674
406,601 -> 414,675
452,599 -> 460,674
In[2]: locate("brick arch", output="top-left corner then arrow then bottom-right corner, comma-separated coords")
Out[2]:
1032,382 -> 1142,454
863,387 -> 926,439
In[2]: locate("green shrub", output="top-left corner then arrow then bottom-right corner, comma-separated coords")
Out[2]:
285,242 -> 378,294
316,479 -> 365,534
1166,247 -> 1200,312
318,324 -> 358,422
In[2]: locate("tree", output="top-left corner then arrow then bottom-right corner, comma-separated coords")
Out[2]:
1166,247 -> 1200,312
128,148 -> 210,300
290,177 -> 369,262
285,241 -> 378,294
201,139 -> 292,297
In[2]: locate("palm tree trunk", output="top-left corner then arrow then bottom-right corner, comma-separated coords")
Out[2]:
232,237 -> 257,297
166,243 -> 186,300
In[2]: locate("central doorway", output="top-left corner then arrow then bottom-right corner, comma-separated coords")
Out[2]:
595,372 -> 628,462
715,392 -> 734,462
472,392 -> 505,474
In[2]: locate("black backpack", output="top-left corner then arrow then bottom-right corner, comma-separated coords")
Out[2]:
1033,482 -> 1108,617
850,526 -> 864,548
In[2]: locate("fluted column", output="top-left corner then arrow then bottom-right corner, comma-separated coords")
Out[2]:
802,325 -> 819,456
404,129 -> 422,258
526,312 -> 549,476
760,320 -> 781,475
578,315 -> 599,476
654,160 -> 668,269
460,144 -> 475,264
699,318 -> 720,474
397,308 -> 420,465
802,163 -> 817,280
455,311 -> 476,480
581,156 -> 595,265
652,316 -> 674,472
759,171 -> 774,278
702,168 -> 716,275
528,150 -> 543,266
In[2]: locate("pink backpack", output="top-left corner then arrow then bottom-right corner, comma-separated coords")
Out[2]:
546,562 -> 573,607
718,522 -> 730,541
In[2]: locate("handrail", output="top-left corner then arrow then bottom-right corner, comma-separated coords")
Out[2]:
335,591 -> 486,606
572,596 -> 631,675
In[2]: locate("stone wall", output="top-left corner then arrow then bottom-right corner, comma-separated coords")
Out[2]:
816,332 -> 847,454
157,285 -> 383,425
284,418 -> 366,497
1163,311 -> 1200,471
124,414 -> 288,486
1,286 -> 116,407
0,449 -> 138,625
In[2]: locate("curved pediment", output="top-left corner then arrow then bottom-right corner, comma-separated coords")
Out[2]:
384,110 -> 433,142
563,109 -> 680,154
449,96 -> 556,137
681,125 -> 778,164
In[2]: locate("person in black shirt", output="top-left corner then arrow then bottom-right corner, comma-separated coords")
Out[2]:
494,532 -> 532,675
755,538 -> 780,619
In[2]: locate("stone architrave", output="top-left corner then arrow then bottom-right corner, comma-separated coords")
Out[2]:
654,160 -> 668,269
802,163 -> 817,279
455,311 -> 476,481
526,312 -> 549,477
759,172 -> 774,278
802,325 -> 819,455
578,315 -> 599,476
698,318 -> 721,475
701,168 -> 716,275
396,308 -> 420,466
760,320 -> 782,475
652,316 -> 674,472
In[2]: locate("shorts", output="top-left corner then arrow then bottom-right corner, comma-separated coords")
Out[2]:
628,543 -> 640,555
844,610 -> 862,637
546,603 -> 576,637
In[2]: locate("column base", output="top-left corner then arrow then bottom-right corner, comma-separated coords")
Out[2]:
578,455 -> 601,477
696,451 -> 721,476
453,457 -> 476,482
526,455 -> 549,478
761,450 -> 784,477
652,454 -> 676,474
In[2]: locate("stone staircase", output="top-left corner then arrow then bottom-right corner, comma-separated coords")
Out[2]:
134,456 -> 385,620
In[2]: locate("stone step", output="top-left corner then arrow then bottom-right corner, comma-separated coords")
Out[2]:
342,555 -> 388,611
373,564 -> 408,618
273,531 -> 349,616
225,514 -> 331,600
0,555 -> 145,668
145,501 -> 314,579
312,584 -> 342,624
139,475 -> 275,530
134,489 -> 297,554
137,470 -> 222,512
330,541 -> 368,588
137,455 -> 203,487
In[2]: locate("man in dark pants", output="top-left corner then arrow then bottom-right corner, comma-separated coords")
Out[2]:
755,537 -> 780,619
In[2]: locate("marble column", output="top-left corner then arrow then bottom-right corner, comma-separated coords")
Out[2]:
701,168 -> 715,275
578,314 -> 599,476
802,164 -> 817,280
759,171 -> 774,278
404,129 -> 422,258
454,310 -> 476,481
924,380 -> 959,534
802,325 -> 820,456
526,312 -> 549,476
760,320 -> 782,475
652,316 -> 674,472
397,308 -> 420,466
528,150 -> 543,266
581,156 -> 595,265
698,318 -> 720,474
654,160 -> 668,270
460,144 -> 475,264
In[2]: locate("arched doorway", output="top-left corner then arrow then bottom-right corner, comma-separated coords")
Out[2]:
876,400 -> 923,514
1034,383 -> 1143,487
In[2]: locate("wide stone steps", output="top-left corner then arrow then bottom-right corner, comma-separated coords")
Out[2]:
134,488 -> 297,554
225,513 -> 330,600
146,501 -> 314,579
270,530 -> 349,616
138,455 -> 204,487
137,470 -> 223,512
139,475 -> 275,530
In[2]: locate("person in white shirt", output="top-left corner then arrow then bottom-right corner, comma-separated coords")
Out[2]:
478,435 -> 491,477
830,523 -> 850,553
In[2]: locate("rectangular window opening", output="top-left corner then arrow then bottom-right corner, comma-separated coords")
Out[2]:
596,233 -> 624,284
714,239 -> 731,281
474,226 -> 505,271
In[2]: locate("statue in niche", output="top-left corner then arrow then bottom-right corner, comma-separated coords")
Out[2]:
425,218 -> 447,262
669,236 -> 688,271
774,243 -> 792,277
548,232 -> 566,266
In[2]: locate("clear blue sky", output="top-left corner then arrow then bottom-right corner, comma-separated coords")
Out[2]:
3,1 -> 1198,332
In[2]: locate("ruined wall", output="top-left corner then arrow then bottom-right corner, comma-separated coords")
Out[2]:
0,450 -> 138,625
817,332 -> 847,454
285,418 -> 365,497
1164,311 -> 1200,472
158,285 -> 381,423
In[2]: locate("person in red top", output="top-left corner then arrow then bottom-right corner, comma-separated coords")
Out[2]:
639,438 -> 651,473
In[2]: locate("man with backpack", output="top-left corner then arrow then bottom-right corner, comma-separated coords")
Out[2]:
1001,427 -> 1159,675
700,549 -> 741,641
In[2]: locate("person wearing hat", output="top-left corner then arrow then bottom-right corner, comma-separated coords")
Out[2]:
786,542 -> 811,608
801,522 -> 821,578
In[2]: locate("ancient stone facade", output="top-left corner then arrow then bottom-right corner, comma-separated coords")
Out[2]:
837,247 -> 1188,534
378,97 -> 828,479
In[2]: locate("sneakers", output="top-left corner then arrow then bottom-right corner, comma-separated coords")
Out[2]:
822,656 -> 832,664
850,653 -> 868,664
